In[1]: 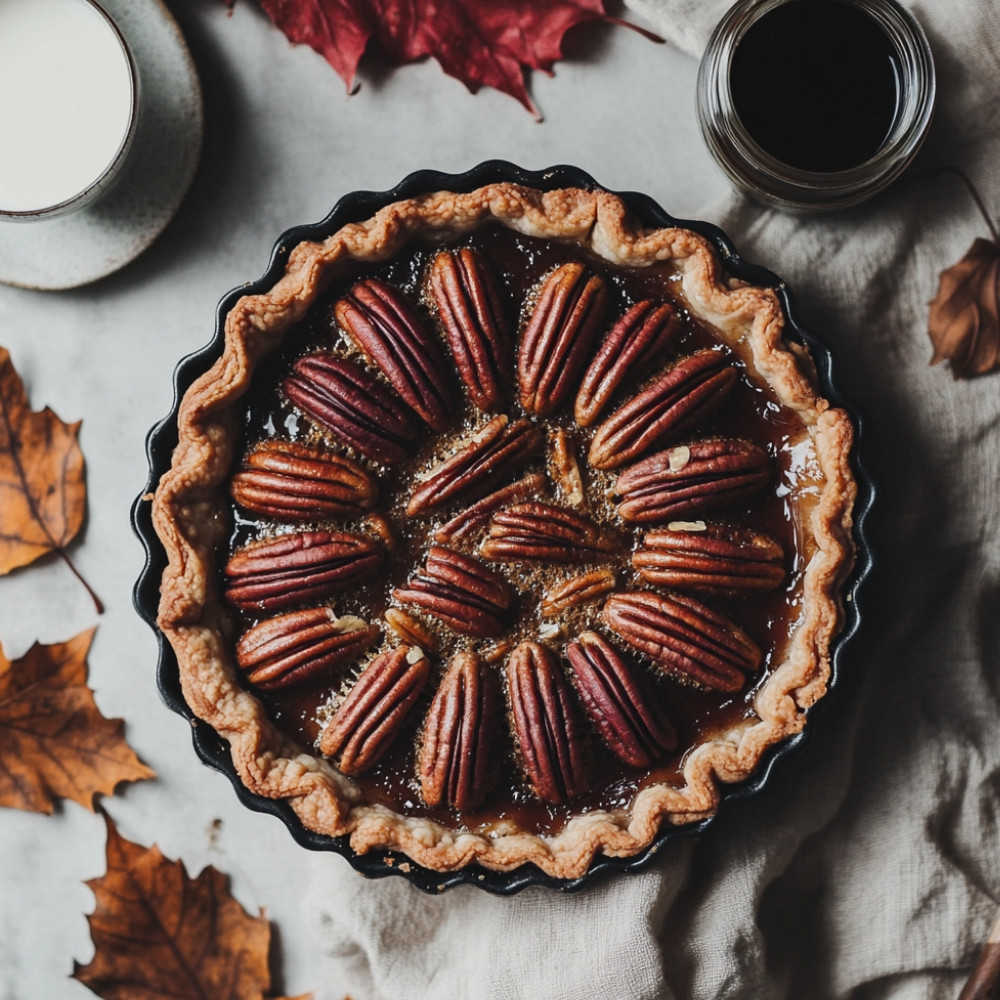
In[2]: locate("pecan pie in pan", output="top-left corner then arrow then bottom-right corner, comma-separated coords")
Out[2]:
148,167 -> 858,881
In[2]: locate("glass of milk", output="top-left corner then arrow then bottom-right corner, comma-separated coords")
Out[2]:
0,0 -> 138,221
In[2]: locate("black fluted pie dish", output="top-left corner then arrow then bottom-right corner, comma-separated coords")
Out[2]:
132,161 -> 873,894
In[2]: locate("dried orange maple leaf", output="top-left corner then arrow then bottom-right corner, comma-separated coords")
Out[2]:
0,629 -> 153,813
928,237 -> 1000,378
0,346 -> 102,610
244,0 -> 621,115
74,816 -> 310,1000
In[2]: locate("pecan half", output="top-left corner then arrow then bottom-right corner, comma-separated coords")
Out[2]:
540,568 -> 617,618
518,262 -> 608,416
235,608 -> 379,690
615,439 -> 771,523
361,512 -> 395,550
393,546 -> 513,638
429,248 -> 511,412
482,640 -> 514,665
418,652 -> 500,811
319,646 -> 431,774
603,591 -> 761,692
507,641 -> 589,804
633,524 -> 785,594
574,299 -> 679,426
224,530 -> 384,611
433,473 -> 546,545
383,607 -> 437,652
550,428 -> 585,507
230,440 -> 377,521
588,351 -> 738,470
566,631 -> 677,767
283,354 -> 418,465
482,502 -> 616,564
406,415 -> 542,517
334,277 -> 452,431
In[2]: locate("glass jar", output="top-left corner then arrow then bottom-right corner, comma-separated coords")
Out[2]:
0,0 -> 138,222
696,0 -> 936,211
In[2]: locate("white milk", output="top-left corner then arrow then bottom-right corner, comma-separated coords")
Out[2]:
0,0 -> 134,213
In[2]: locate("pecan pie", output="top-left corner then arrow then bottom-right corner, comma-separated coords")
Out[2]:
152,182 -> 856,878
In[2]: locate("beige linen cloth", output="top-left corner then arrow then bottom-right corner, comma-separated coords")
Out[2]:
302,2 -> 1000,996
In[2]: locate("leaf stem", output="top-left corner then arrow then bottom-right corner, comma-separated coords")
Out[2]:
58,548 -> 104,615
935,165 -> 1000,244
607,17 -> 665,44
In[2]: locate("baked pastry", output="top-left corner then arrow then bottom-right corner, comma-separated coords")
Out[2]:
152,182 -> 856,878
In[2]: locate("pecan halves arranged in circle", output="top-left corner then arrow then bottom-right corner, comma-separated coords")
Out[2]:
224,530 -> 385,611
283,354 -> 418,465
633,523 -> 785,595
335,277 -> 452,431
507,641 -> 589,805
615,439 -> 771,523
588,350 -> 739,470
319,646 -> 431,775
566,631 -> 677,768
517,262 -> 608,416
429,248 -> 511,412
406,414 -> 542,517
481,502 -> 616,564
393,546 -> 514,638
230,440 -> 377,522
235,608 -> 380,690
418,652 -> 500,811
574,299 -> 679,427
603,591 -> 761,692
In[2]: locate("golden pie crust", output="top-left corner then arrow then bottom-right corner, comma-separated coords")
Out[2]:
152,183 -> 855,878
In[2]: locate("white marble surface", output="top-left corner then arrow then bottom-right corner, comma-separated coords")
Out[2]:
0,3 -> 727,997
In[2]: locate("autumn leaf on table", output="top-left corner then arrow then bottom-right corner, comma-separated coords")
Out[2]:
241,0 -> 652,116
928,238 -> 1000,378
0,629 -> 152,813
74,815 -> 314,1000
0,346 -> 102,611
927,170 -> 1000,379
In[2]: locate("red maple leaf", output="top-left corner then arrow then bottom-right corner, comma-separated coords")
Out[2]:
244,0 -> 629,116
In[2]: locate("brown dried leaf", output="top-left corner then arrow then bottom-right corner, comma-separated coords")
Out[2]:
928,237 -> 1000,378
0,629 -> 153,813
73,815 -> 277,1000
0,346 -> 101,609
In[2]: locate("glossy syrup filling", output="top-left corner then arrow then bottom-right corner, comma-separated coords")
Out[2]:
224,224 -> 819,838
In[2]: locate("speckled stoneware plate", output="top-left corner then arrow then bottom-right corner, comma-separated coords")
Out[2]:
0,0 -> 202,291
132,161 -> 874,895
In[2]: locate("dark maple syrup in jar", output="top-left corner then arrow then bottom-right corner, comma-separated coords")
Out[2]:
697,0 -> 935,209
730,0 -> 901,172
